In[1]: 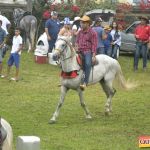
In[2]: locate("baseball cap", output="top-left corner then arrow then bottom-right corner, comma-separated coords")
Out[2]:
51,11 -> 58,16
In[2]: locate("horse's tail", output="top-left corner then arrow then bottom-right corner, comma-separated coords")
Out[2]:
30,19 -> 37,50
1,118 -> 13,150
115,61 -> 137,90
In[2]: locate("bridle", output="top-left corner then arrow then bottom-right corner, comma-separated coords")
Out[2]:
55,38 -> 75,61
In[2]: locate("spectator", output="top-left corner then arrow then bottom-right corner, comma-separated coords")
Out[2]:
0,13 -> 11,35
72,16 -> 81,47
92,17 -> 105,54
45,11 -> 60,53
0,20 -> 6,77
76,15 -> 97,90
134,16 -> 150,71
103,25 -> 113,56
58,17 -> 72,38
4,27 -> 23,81
110,21 -> 121,59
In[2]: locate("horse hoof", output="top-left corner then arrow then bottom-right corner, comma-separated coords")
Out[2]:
86,115 -> 92,119
49,119 -> 56,124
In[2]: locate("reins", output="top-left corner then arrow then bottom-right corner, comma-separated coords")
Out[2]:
55,38 -> 76,61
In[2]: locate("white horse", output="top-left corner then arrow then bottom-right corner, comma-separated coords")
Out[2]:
0,118 -> 13,150
49,36 -> 135,123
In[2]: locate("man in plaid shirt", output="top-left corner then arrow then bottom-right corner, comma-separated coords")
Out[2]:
76,15 -> 98,90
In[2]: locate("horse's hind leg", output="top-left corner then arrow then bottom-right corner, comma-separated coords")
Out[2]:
100,79 -> 116,115
49,86 -> 68,123
77,88 -> 92,119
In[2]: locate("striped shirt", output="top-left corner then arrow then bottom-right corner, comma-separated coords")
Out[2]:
76,27 -> 98,54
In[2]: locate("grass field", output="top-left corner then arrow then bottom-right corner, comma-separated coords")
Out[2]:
0,52 -> 150,150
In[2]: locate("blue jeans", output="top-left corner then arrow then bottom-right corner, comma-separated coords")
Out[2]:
81,51 -> 92,85
134,41 -> 148,69
104,46 -> 112,56
48,39 -> 56,53
7,53 -> 20,68
112,44 -> 119,59
97,47 -> 104,55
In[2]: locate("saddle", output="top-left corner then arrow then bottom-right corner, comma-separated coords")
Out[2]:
23,11 -> 31,17
61,70 -> 79,79
76,53 -> 98,67
16,11 -> 32,27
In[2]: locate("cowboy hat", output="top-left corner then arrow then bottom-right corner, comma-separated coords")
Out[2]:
104,25 -> 111,30
80,15 -> 91,22
139,16 -> 149,23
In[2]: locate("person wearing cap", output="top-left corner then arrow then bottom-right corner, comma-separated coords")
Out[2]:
0,20 -> 6,78
103,25 -> 113,56
72,16 -> 81,47
76,15 -> 98,90
92,17 -> 105,54
45,11 -> 60,53
58,17 -> 72,37
134,16 -> 150,71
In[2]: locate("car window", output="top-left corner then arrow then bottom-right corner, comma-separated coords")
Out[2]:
126,23 -> 139,34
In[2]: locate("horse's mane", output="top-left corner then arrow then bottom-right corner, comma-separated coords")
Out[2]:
57,35 -> 72,43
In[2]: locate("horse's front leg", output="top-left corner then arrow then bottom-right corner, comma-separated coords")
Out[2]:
77,88 -> 92,119
49,86 -> 68,124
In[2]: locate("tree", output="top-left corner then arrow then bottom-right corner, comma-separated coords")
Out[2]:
27,0 -> 33,13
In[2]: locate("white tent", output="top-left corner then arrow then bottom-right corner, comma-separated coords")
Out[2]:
34,32 -> 49,56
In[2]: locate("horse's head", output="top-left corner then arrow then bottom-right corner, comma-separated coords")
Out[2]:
52,36 -> 73,61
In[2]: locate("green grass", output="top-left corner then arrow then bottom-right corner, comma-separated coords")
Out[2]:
1,52 -> 150,150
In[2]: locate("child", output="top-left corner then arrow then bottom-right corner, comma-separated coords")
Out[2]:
5,27 -> 23,81
103,25 -> 113,56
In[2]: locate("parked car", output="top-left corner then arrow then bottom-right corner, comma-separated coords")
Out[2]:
120,21 -> 140,53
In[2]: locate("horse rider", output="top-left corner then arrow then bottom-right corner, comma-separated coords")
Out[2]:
75,15 -> 98,90
45,11 -> 60,53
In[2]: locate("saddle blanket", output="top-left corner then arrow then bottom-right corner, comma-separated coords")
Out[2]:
61,70 -> 79,79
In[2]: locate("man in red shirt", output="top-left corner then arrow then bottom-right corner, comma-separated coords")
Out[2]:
134,16 -> 150,71
76,15 -> 98,90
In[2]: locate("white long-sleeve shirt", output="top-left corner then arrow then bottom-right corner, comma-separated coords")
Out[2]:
110,29 -> 121,46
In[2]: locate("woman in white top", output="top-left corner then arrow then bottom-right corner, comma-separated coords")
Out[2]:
110,21 -> 121,59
